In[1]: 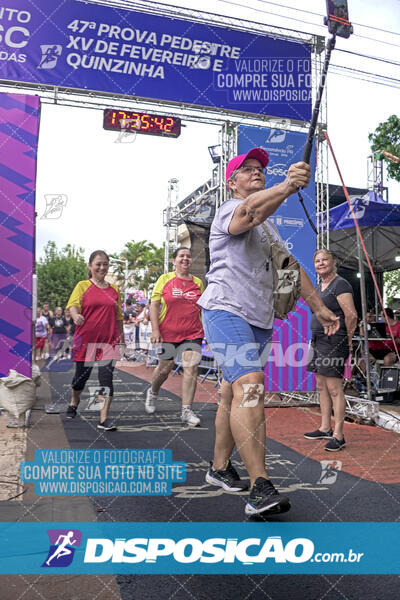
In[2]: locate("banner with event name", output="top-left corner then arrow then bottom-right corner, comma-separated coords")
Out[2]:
0,1 -> 311,121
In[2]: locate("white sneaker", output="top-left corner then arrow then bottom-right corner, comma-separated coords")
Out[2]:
145,388 -> 157,414
181,408 -> 201,427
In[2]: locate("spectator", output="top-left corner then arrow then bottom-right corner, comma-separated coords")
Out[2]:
40,302 -> 53,358
35,308 -> 50,361
305,250 -> 357,452
49,307 -> 68,354
374,308 -> 400,366
42,302 -> 53,320
64,307 -> 74,334
123,299 -> 137,324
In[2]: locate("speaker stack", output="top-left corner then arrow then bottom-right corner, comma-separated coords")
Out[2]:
374,367 -> 400,403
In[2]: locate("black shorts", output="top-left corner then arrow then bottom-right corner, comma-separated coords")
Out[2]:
369,348 -> 393,361
72,361 -> 115,395
156,338 -> 203,362
307,333 -> 349,378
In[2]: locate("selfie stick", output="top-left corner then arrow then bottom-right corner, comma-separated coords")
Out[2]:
298,7 -> 353,233
297,33 -> 337,234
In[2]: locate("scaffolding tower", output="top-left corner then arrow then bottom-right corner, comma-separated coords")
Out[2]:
367,152 -> 388,201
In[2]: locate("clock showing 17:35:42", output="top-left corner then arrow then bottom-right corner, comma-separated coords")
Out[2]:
103,108 -> 181,138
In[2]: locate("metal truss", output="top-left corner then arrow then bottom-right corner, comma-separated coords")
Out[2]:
265,392 -> 380,427
80,0 -> 315,45
163,178 -> 179,272
313,37 -> 329,251
367,152 -> 388,201
165,167 -> 220,228
265,391 -> 319,407
344,394 -> 379,423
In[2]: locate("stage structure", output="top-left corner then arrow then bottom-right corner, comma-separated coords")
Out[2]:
0,0 -> 328,390
367,152 -> 388,202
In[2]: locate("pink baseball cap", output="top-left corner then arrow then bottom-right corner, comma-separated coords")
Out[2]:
226,147 -> 270,182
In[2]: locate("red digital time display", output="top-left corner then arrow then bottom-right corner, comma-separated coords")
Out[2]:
103,109 -> 181,138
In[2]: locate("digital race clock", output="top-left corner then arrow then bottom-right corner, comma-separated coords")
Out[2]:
103,109 -> 181,138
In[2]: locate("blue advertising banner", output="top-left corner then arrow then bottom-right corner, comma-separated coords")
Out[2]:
0,1 -> 311,121
238,125 -> 316,391
238,125 -> 316,269
0,522 -> 399,574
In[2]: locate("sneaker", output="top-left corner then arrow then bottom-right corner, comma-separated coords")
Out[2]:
145,388 -> 157,414
324,436 -> 346,452
205,460 -> 249,492
66,405 -> 77,419
97,418 -> 117,431
304,428 -> 333,439
245,477 -> 290,516
181,408 -> 201,427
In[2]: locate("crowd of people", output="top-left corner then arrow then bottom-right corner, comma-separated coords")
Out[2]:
35,303 -> 74,361
35,147 -> 400,518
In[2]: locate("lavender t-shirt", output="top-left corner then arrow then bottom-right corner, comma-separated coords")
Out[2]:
198,198 -> 284,329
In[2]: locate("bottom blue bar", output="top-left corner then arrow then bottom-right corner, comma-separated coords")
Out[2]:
0,522 -> 398,574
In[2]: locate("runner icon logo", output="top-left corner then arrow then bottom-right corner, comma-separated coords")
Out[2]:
41,194 -> 67,220
317,460 -> 342,485
42,529 -> 82,567
37,45 -> 62,69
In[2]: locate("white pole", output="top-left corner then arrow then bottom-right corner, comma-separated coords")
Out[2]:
124,259 -> 128,304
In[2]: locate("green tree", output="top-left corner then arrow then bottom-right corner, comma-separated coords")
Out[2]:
368,115 -> 400,183
36,241 -> 87,310
110,240 -> 165,294
384,269 -> 400,305
139,245 -> 165,293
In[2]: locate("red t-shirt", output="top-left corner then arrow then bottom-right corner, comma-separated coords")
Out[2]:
67,281 -> 123,362
151,273 -> 204,343
369,321 -> 400,353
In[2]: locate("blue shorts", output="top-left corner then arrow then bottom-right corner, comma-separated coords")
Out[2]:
201,308 -> 273,384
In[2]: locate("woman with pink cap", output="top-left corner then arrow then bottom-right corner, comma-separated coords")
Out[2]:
198,148 -> 339,517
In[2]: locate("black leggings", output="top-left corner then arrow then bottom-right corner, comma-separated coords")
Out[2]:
72,361 -> 115,396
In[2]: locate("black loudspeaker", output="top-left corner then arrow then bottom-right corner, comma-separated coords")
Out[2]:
379,367 -> 400,391
185,221 -> 210,287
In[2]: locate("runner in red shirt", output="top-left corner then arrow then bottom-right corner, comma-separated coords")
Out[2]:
66,250 -> 125,431
145,247 -> 204,426
370,308 -> 400,366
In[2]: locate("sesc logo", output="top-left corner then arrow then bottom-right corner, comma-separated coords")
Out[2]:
266,163 -> 288,178
42,529 -> 82,567
84,536 -> 314,564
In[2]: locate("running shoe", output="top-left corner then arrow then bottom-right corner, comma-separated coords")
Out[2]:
304,428 -> 333,439
245,477 -> 290,516
181,408 -> 201,427
97,419 -> 117,431
324,436 -> 346,452
66,405 -> 77,419
145,388 -> 157,414
205,460 -> 249,492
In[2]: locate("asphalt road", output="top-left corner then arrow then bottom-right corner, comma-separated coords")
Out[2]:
47,364 -> 400,600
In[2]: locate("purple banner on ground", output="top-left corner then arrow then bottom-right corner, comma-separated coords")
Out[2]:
238,125 -> 316,391
0,93 -> 39,377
